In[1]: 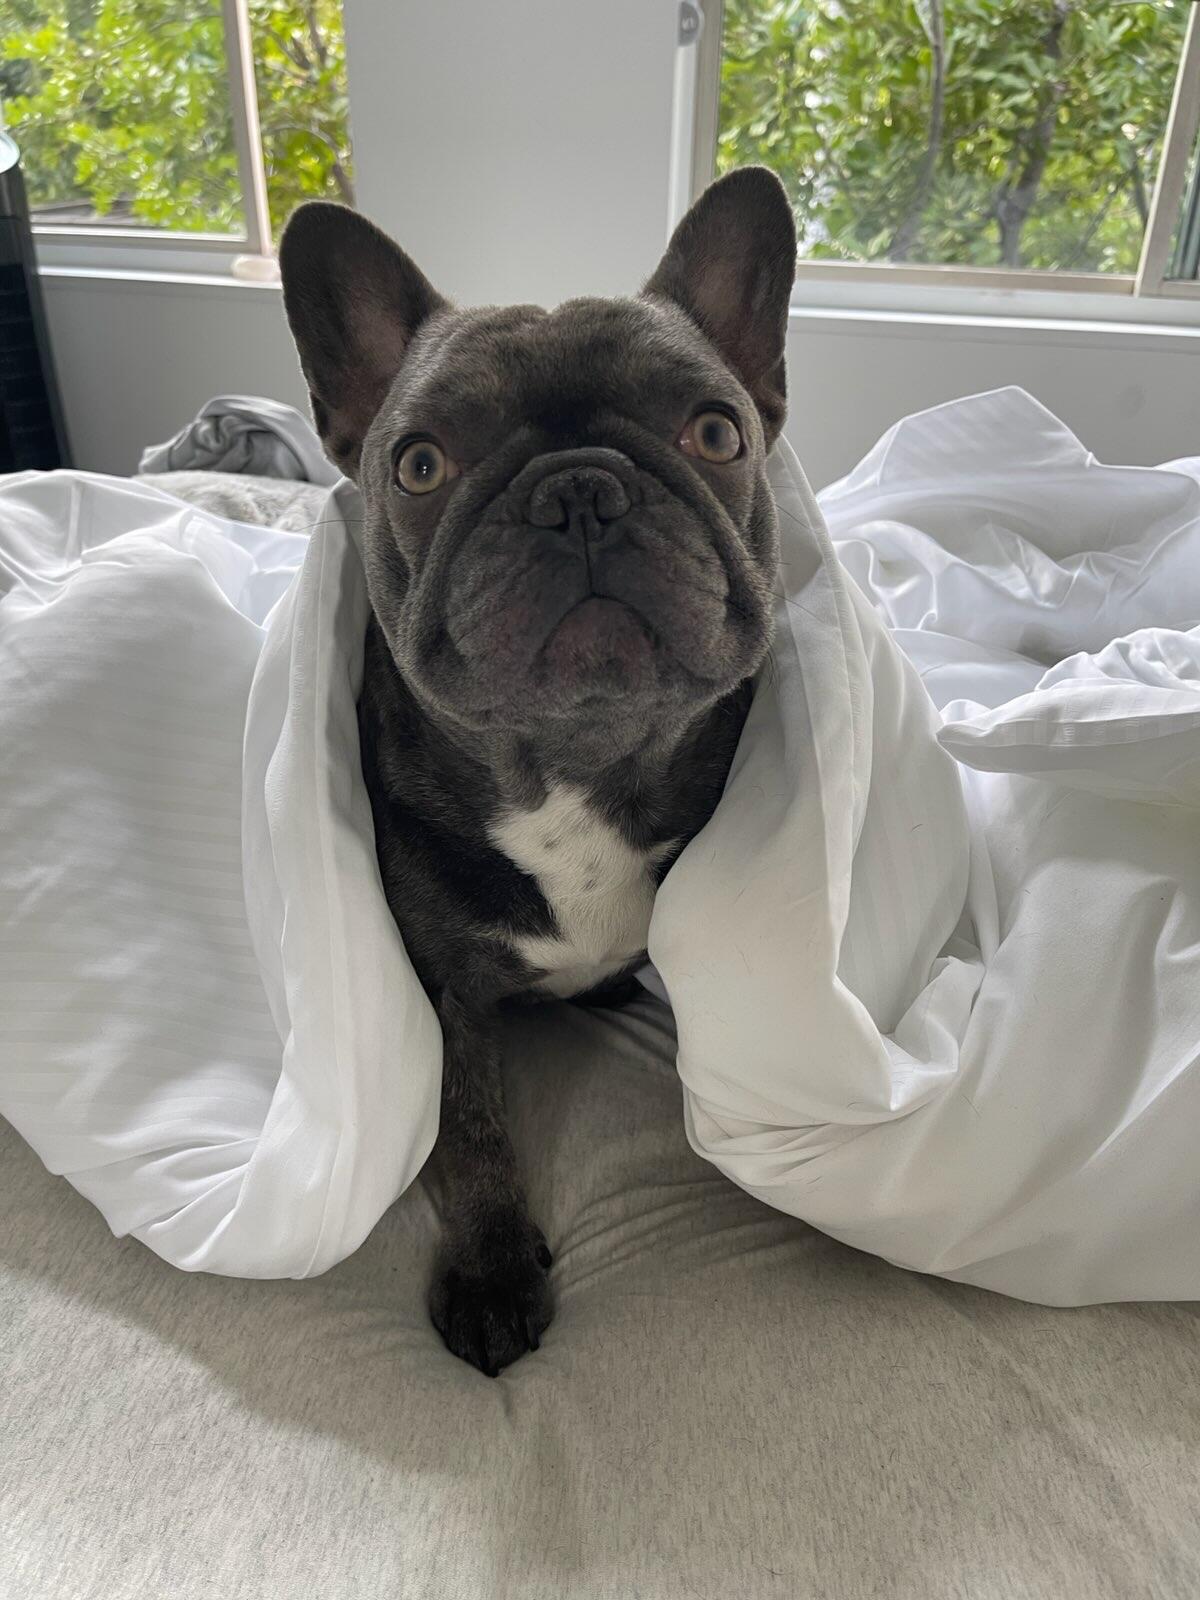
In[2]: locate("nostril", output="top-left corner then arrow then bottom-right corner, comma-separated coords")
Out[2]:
527,467 -> 631,532
528,483 -> 569,531
592,474 -> 631,524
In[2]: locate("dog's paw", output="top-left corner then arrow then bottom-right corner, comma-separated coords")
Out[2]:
429,1226 -> 554,1377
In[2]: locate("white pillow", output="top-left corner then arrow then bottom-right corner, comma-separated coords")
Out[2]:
939,627 -> 1200,806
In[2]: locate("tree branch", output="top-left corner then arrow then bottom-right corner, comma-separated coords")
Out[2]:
303,2 -> 330,72
262,120 -> 355,205
992,0 -> 1073,267
1060,179 -> 1121,269
1123,139 -> 1150,228
267,26 -> 312,75
889,0 -> 946,262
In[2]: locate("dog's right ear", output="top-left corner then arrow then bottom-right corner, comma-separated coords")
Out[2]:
278,202 -> 448,479
643,168 -> 795,448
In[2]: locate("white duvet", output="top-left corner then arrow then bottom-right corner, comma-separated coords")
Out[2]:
2,387 -> 1199,1303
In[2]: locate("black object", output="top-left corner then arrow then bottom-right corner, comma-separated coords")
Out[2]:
0,131 -> 70,470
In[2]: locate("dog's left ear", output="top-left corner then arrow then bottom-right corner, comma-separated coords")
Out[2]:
643,167 -> 796,446
279,202 -> 448,478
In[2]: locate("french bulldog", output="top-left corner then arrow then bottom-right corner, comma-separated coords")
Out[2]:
278,166 -> 796,1376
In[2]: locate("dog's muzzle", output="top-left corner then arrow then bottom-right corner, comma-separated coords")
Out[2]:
510,448 -> 640,548
526,463 -> 631,544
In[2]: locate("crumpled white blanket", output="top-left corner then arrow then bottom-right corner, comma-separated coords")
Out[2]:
2,387 -> 1199,1302
668,387 -> 1200,1305
0,472 -> 438,1276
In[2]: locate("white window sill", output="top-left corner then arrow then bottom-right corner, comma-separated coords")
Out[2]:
790,269 -> 1200,334
39,263 -> 282,296
787,303 -> 1200,355
36,249 -> 1200,348
33,230 -> 279,289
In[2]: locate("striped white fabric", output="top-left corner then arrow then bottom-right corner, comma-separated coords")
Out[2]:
666,392 -> 1200,1304
4,388 -> 1200,1302
0,472 -> 438,1277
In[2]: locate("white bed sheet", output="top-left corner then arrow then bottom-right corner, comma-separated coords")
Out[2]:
2,388 -> 1199,1303
671,388 -> 1200,1303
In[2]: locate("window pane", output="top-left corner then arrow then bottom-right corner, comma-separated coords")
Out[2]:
249,0 -> 355,238
0,0 -> 244,233
718,0 -> 1190,274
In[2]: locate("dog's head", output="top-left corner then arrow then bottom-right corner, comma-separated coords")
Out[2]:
279,169 -> 795,754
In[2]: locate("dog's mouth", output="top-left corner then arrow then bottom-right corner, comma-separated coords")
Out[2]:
425,529 -> 758,725
538,596 -> 656,690
400,445 -> 773,732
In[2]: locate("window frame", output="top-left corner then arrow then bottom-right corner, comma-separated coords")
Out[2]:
680,0 -> 1200,321
22,0 -> 277,281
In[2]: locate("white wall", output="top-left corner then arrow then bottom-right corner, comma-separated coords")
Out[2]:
785,312 -> 1200,487
343,0 -> 679,307
41,273 -> 306,476
35,0 -> 1200,486
43,274 -> 1200,491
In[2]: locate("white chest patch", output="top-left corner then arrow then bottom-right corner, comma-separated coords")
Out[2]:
490,784 -> 671,998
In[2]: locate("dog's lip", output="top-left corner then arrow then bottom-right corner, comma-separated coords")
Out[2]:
539,594 -> 657,679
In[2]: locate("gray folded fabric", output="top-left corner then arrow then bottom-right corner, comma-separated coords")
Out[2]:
138,394 -> 339,486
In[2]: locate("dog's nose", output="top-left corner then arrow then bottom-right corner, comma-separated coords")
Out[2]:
526,466 -> 631,537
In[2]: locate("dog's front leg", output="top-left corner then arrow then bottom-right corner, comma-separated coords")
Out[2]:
423,989 -> 554,1376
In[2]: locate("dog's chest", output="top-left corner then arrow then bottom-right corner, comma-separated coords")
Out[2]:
490,785 -> 669,998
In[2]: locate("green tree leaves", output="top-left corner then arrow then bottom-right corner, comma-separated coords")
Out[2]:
1,0 -> 1184,268
251,0 -> 353,231
718,0 -> 1189,273
0,0 -> 353,237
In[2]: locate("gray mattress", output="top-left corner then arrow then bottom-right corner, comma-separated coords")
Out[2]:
4,994 -> 1199,1600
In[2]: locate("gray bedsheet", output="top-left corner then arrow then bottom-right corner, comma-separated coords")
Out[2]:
4,994 -> 1198,1600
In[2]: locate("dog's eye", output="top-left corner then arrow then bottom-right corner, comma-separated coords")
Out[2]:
394,438 -> 458,495
678,410 -> 742,464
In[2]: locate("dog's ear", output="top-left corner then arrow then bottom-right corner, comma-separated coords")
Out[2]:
279,202 -> 448,478
643,167 -> 796,446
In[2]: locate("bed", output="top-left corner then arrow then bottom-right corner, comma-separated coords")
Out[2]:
5,1004 -> 1200,1600
3,389 -> 1200,1598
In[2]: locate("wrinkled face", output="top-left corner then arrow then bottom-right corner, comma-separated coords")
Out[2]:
356,296 -> 779,737
279,167 -> 797,749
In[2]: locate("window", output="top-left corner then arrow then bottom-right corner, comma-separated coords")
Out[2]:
685,0 -> 1200,304
0,0 -> 353,264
